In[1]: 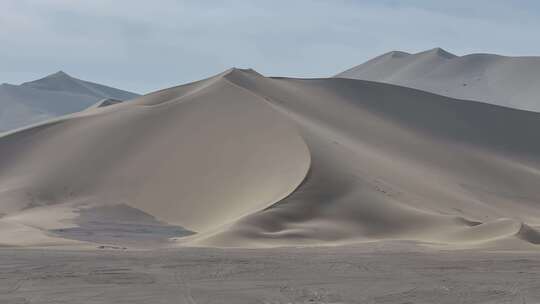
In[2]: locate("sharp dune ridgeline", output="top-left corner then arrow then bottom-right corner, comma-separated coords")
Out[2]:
1,67 -> 540,250
336,48 -> 540,112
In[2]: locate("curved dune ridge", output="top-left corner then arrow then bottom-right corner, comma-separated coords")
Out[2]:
1,68 -> 540,249
0,69 -> 310,247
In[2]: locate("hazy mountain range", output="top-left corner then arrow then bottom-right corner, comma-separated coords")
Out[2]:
0,71 -> 138,132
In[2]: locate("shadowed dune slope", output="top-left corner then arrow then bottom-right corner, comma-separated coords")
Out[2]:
1,68 -> 540,249
335,48 -> 540,112
187,70 -> 540,248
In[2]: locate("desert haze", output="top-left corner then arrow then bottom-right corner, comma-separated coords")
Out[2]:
1,49 -> 540,303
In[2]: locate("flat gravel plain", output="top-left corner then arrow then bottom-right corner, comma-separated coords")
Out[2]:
0,244 -> 539,303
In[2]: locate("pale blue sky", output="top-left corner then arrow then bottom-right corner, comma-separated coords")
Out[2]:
1,0 -> 539,93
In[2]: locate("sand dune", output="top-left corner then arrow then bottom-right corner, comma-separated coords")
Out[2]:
335,48 -> 540,112
186,71 -> 540,248
0,69 -> 310,247
0,68 -> 539,249
0,71 -> 138,132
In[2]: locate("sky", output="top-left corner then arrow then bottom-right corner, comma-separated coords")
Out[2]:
1,0 -> 539,94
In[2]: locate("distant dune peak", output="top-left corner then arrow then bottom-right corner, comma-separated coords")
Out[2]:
49,70 -> 71,77
377,48 -> 456,60
0,71 -> 139,132
386,50 -> 410,58
225,67 -> 262,77
43,71 -> 76,82
22,70 -> 75,87
336,48 -> 540,112
421,47 -> 457,58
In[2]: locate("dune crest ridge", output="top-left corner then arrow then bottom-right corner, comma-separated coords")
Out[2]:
187,69 -> 540,249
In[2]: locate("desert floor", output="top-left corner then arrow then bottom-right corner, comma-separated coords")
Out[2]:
0,244 -> 538,304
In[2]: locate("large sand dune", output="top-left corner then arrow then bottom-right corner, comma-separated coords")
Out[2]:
0,68 -> 539,249
0,71 -> 138,132
335,48 -> 540,112
0,69 -> 310,248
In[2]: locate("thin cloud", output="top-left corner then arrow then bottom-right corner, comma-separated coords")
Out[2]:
1,0 -> 539,93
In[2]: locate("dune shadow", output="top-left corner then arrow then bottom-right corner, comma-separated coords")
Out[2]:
50,204 -> 195,248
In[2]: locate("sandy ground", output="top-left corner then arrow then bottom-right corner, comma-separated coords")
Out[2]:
0,244 -> 539,304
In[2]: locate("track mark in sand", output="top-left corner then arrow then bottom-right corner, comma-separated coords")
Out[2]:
0,297 -> 29,304
327,261 -> 371,274
277,283 -> 344,304
84,268 -> 155,285
4,278 -> 26,294
174,271 -> 198,304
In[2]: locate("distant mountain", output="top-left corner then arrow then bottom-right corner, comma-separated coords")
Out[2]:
0,71 -> 139,132
335,48 -> 540,112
